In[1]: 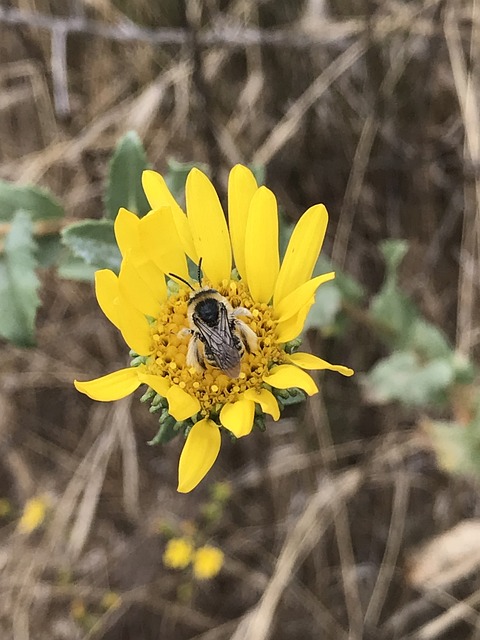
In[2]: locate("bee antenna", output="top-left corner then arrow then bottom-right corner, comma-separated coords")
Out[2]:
168,272 -> 195,291
197,258 -> 203,287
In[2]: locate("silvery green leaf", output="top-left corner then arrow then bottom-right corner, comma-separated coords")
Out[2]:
364,351 -> 454,408
0,181 -> 64,222
0,211 -> 40,346
61,219 -> 121,272
105,131 -> 150,219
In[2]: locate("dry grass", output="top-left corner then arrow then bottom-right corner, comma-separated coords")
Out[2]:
1,0 -> 480,638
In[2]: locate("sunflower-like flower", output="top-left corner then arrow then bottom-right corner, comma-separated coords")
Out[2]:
75,165 -> 353,492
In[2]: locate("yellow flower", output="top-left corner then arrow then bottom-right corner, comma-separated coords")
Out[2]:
17,495 -> 49,534
163,537 -> 195,569
193,545 -> 224,580
74,165 -> 354,492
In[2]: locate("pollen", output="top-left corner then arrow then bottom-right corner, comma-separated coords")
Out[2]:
144,281 -> 285,415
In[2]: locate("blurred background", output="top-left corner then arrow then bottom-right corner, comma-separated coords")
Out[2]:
2,0 -> 480,638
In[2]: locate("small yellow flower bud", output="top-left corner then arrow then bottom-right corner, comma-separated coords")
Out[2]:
17,495 -> 49,534
163,537 -> 194,570
193,545 -> 224,580
101,591 -> 121,610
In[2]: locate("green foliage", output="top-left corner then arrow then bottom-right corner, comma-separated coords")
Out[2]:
315,255 -> 365,304
249,164 -> 265,186
104,131 -> 151,220
362,239 -> 469,410
0,179 -> 64,347
61,220 -> 121,272
36,235 -> 63,268
148,413 -> 180,445
364,351 -> 454,407
370,240 -> 418,347
57,254 -> 98,282
0,180 -> 64,222
0,212 -> 40,346
334,268 -> 365,304
272,387 -> 307,408
303,282 -> 342,332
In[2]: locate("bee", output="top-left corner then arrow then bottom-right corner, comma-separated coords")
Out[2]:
169,261 -> 257,378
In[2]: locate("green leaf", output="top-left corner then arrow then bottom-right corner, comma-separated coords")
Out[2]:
334,269 -> 366,303
148,413 -> 181,445
379,239 -> 409,276
164,159 -> 209,204
36,235 -> 63,268
0,181 -> 64,222
0,211 -> 40,346
104,131 -> 150,219
272,387 -> 307,407
57,251 -> 97,282
61,220 -> 121,272
452,353 -> 476,385
409,319 -> 452,360
249,164 -> 265,186
315,255 -> 365,302
364,351 -> 454,407
370,284 -> 418,346
303,282 -> 342,331
370,240 -> 418,347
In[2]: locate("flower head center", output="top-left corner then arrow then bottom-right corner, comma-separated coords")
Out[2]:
145,280 -> 284,416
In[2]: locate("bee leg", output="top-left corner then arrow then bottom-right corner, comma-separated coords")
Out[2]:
178,327 -> 192,338
234,319 -> 258,353
232,307 -> 252,318
186,333 -> 205,373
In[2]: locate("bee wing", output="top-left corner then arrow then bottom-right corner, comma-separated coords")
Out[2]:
193,304 -> 241,377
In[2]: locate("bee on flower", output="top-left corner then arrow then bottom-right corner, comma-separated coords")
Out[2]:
74,165 -> 354,492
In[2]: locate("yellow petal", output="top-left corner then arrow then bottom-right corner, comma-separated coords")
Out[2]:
263,364 -> 318,396
186,168 -> 232,285
274,204 -> 328,306
275,272 -> 335,322
139,208 -> 189,280
133,258 -> 168,304
245,186 -> 279,303
114,208 -> 141,257
167,385 -> 201,421
220,398 -> 255,437
137,372 -> 171,397
287,352 -> 354,376
244,387 -> 280,420
275,297 -> 314,343
118,297 -> 154,356
142,170 -> 198,262
95,269 -> 121,330
74,367 -> 140,401
178,419 -> 221,493
119,258 -> 162,317
228,165 -> 258,281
